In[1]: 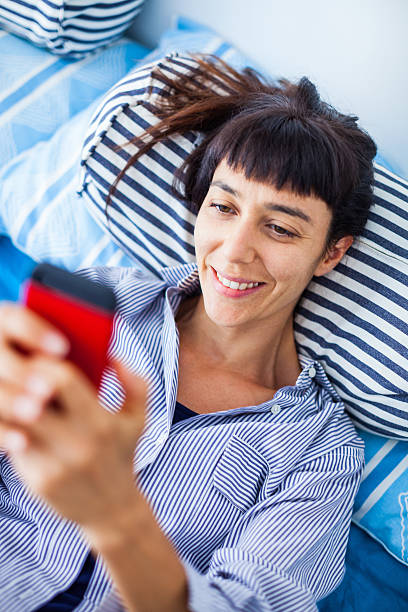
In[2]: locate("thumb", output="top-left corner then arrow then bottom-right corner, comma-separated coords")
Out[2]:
112,359 -> 148,414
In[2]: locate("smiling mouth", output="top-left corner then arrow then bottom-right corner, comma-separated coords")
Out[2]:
211,267 -> 266,291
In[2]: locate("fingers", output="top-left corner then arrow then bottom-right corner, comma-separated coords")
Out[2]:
112,359 -> 148,412
0,301 -> 69,357
0,302 -> 93,418
0,341 -> 62,401
0,380 -> 43,425
0,374 -> 92,458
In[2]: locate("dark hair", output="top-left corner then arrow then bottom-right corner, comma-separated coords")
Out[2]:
108,54 -> 377,247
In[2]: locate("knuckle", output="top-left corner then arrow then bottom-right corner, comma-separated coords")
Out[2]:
57,361 -> 78,390
0,348 -> 27,388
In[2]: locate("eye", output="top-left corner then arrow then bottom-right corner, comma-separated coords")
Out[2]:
268,224 -> 296,238
210,203 -> 233,214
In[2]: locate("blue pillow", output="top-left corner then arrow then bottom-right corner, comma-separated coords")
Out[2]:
0,32 -> 151,169
352,429 -> 408,566
317,522 -> 408,610
0,0 -> 145,58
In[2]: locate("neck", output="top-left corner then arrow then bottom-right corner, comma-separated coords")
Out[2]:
176,295 -> 301,390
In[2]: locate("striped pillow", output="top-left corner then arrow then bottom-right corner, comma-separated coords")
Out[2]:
79,53 -> 408,441
0,0 -> 145,58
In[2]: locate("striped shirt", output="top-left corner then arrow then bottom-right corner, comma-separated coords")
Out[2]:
0,262 -> 364,611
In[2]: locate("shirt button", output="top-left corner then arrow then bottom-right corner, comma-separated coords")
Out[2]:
270,404 -> 281,415
157,434 -> 167,446
308,366 -> 316,378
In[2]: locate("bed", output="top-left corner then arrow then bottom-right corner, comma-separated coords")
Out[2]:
0,3 -> 407,610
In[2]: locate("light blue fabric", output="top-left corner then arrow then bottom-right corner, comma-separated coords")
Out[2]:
0,30 -> 151,271
0,31 -> 151,168
0,102 -> 136,271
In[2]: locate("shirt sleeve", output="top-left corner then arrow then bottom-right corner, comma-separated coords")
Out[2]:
182,444 -> 364,612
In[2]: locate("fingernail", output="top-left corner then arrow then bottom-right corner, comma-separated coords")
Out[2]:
42,333 -> 69,356
14,396 -> 42,421
4,431 -> 27,453
26,375 -> 51,398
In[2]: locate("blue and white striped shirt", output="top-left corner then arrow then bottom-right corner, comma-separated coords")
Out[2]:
0,262 -> 364,611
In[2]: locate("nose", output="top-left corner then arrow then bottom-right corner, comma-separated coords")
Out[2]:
221,219 -> 258,264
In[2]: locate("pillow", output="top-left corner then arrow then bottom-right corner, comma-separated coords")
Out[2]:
351,430 -> 408,566
296,166 -> 408,439
317,522 -> 408,610
0,31 -> 150,168
0,0 -> 145,58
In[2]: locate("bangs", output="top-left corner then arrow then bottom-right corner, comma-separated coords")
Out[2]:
193,108 -> 360,209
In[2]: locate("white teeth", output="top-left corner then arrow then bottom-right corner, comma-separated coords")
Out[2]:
216,271 -> 259,290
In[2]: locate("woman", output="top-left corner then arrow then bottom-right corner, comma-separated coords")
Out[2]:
0,55 -> 376,611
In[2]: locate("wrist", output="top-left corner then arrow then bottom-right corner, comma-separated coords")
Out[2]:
83,489 -> 145,554
84,491 -> 189,612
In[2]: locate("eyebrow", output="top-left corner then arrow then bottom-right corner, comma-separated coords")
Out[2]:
210,180 -> 313,224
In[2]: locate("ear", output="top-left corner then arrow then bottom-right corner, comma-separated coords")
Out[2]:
314,235 -> 354,277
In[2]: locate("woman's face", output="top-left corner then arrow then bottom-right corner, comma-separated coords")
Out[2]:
193,159 -> 352,330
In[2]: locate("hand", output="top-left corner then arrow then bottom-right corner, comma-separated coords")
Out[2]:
0,302 -> 148,532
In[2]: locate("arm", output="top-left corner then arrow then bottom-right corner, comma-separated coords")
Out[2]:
85,489 -> 189,612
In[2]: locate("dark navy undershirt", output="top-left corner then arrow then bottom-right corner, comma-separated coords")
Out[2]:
172,400 -> 197,423
37,401 -> 197,610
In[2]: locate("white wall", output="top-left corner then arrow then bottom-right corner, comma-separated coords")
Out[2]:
130,0 -> 408,179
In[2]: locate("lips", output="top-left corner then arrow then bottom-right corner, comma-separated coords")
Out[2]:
210,266 -> 265,298
211,267 -> 264,285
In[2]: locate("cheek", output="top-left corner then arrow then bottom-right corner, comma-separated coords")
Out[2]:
194,217 -> 214,260
264,250 -> 317,286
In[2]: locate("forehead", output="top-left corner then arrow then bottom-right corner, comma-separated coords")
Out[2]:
210,160 -> 332,224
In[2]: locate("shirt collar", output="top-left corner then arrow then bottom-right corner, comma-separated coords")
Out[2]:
294,354 -> 342,401
160,262 -> 200,296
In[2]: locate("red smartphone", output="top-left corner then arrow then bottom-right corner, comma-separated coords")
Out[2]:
21,263 -> 117,390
